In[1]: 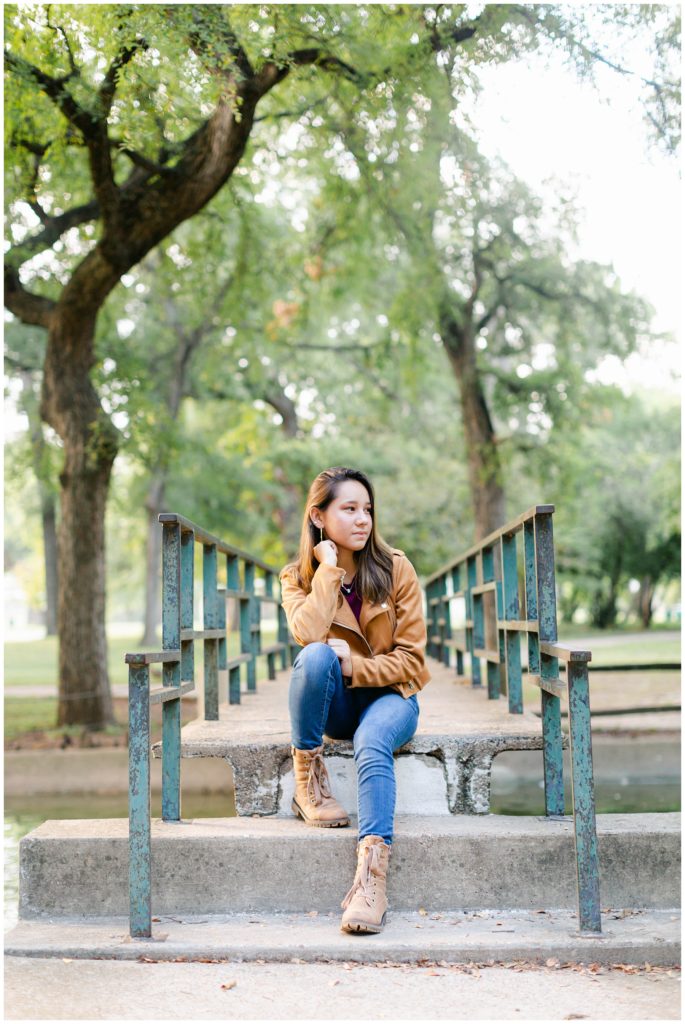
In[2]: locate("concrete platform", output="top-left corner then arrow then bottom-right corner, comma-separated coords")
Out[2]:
6,956 -> 681,1021
17,813 -> 680,918
153,660 -> 549,815
4,907 -> 680,967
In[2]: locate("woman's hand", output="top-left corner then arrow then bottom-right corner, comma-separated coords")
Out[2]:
327,638 -> 352,677
313,539 -> 338,566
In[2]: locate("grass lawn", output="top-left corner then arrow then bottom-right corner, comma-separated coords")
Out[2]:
4,625 -> 281,743
4,625 -> 679,743
556,625 -> 680,665
4,627 -> 279,689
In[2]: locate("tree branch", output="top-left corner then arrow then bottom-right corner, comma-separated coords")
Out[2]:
8,200 -> 100,266
99,38 -> 147,115
184,6 -> 254,83
4,266 -> 55,328
45,5 -> 78,74
4,51 -> 97,138
280,340 -> 386,353
255,47 -> 364,97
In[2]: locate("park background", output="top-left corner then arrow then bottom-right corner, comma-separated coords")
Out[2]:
3,3 -> 681,933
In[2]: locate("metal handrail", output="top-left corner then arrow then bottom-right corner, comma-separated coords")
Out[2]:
423,504 -> 602,934
126,505 -> 601,938
125,513 -> 298,938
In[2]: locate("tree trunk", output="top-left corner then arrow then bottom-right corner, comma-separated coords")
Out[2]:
440,310 -> 506,539
19,370 -> 59,635
266,386 -> 302,554
42,311 -> 118,729
42,493 -> 58,636
638,575 -> 654,628
141,472 -> 166,645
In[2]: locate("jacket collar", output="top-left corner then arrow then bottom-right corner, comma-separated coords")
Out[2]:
334,591 -> 388,638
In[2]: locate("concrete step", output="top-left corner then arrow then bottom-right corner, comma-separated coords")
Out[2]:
153,659 -> 550,814
4,908 -> 680,967
18,813 -> 679,919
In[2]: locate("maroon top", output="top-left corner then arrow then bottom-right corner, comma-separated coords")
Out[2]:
343,580 -> 362,623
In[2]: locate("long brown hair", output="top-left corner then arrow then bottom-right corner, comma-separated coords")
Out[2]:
281,467 -> 394,603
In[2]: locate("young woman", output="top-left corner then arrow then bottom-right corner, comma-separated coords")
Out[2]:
279,466 -> 431,934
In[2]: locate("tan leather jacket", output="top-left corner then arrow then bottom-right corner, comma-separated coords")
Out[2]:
279,549 -> 431,700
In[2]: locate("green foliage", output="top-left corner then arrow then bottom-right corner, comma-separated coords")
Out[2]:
528,387 -> 680,626
4,2 -> 679,629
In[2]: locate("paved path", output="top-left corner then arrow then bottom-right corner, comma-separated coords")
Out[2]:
4,957 -> 680,1020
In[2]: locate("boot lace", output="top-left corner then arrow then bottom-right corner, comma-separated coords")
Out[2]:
306,750 -> 333,806
341,842 -> 385,909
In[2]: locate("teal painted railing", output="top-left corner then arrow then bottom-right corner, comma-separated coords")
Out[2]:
125,513 -> 296,938
126,504 -> 601,938
424,503 -> 601,934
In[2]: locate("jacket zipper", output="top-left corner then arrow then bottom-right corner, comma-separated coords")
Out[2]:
331,619 -> 374,655
332,620 -> 415,692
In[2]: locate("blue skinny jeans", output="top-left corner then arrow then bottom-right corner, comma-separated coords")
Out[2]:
288,641 -> 420,845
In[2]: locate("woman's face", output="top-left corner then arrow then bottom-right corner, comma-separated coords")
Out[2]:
310,480 -> 373,554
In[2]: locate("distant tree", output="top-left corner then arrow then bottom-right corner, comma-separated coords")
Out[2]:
4,4 -> 678,724
536,389 -> 680,628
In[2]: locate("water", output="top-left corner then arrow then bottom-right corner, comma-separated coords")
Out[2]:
5,743 -> 680,930
4,792 -> 233,932
490,739 -> 681,815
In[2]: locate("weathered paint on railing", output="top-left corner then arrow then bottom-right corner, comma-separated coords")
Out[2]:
124,512 -> 298,938
423,504 -> 602,935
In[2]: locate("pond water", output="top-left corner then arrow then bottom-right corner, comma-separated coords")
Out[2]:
5,739 -> 680,931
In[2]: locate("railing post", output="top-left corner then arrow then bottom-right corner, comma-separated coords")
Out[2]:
242,560 -> 257,692
162,522 -> 181,821
536,511 -> 564,817
495,579 -> 506,697
482,545 -> 499,699
451,565 -> 464,677
500,531 -> 522,713
180,529 -> 195,684
277,578 -> 290,671
523,519 -> 539,676
424,581 -> 435,659
568,658 -> 601,933
435,575 -> 448,666
465,555 -> 481,687
203,543 -> 220,721
128,663 -> 151,938
265,572 -> 277,679
227,555 -> 241,704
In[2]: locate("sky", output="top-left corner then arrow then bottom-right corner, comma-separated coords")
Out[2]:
470,44 -> 681,397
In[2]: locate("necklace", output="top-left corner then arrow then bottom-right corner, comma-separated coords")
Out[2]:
341,575 -> 356,595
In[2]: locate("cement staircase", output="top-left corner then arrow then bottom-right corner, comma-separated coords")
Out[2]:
6,659 -> 681,966
151,658 -> 550,817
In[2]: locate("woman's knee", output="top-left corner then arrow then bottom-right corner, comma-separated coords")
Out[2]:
294,641 -> 340,679
353,725 -> 393,762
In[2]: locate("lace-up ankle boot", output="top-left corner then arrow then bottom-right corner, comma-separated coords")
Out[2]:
340,834 -> 391,933
291,744 -> 350,827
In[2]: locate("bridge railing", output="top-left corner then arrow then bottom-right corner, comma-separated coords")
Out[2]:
125,512 -> 296,938
423,503 -> 601,934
